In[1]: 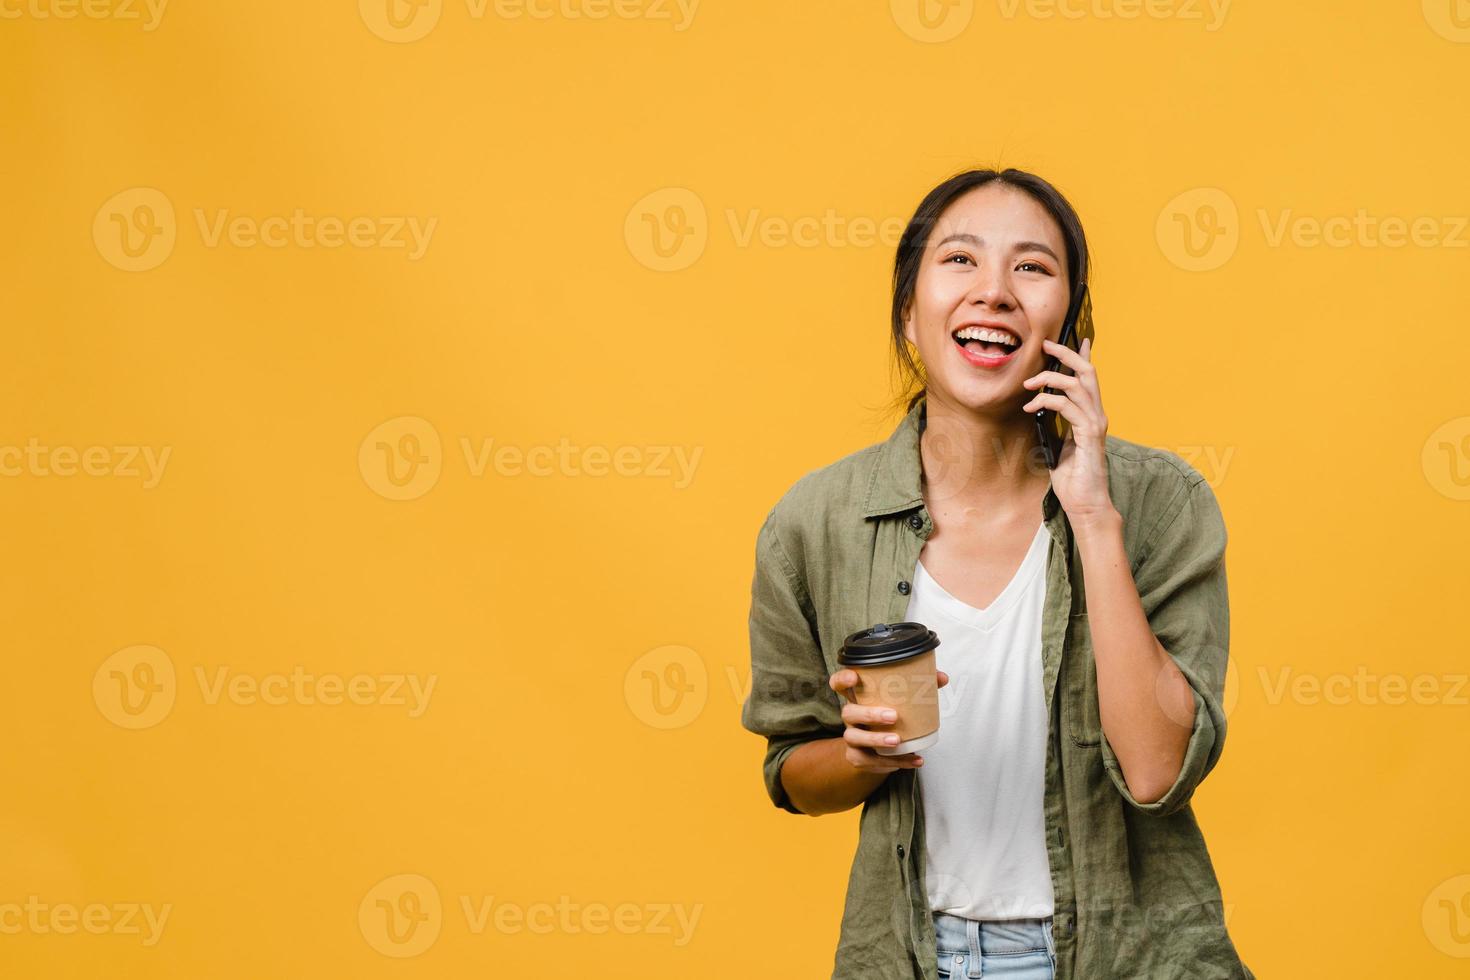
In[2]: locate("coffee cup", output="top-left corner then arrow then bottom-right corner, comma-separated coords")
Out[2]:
838,621 -> 941,756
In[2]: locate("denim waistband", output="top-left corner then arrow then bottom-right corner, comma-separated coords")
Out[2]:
932,910 -> 1054,960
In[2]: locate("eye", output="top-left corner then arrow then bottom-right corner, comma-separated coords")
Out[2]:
943,252 -> 974,265
1017,260 -> 1051,274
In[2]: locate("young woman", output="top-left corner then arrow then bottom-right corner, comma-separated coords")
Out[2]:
741,169 -> 1253,979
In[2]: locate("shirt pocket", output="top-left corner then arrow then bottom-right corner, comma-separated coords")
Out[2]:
1064,612 -> 1103,748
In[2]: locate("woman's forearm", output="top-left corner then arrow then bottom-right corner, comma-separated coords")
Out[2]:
1073,508 -> 1195,804
780,737 -> 892,816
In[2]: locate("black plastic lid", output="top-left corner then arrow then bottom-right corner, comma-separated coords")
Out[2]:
838,621 -> 940,667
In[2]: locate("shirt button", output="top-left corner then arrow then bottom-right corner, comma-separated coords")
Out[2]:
953,954 -> 964,965
897,580 -> 911,595
907,513 -> 924,530
896,844 -> 905,858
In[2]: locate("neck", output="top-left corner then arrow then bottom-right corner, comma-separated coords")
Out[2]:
920,391 -> 1052,519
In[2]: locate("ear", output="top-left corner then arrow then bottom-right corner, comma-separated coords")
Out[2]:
901,299 -> 916,347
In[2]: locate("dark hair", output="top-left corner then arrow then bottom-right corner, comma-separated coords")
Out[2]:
888,169 -> 1091,417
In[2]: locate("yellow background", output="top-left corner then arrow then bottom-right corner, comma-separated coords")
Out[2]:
4,0 -> 1469,976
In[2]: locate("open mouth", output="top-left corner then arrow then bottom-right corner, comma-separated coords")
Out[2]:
951,325 -> 1021,362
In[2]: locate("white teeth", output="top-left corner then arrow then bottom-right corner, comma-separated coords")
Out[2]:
954,326 -> 1019,346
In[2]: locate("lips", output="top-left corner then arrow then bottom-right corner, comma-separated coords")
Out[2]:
953,336 -> 1019,369
951,324 -> 1021,369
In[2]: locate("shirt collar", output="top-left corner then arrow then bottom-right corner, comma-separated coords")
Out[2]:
860,394 -> 1064,526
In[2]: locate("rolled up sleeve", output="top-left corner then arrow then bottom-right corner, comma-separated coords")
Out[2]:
1100,476 -> 1231,817
739,511 -> 844,815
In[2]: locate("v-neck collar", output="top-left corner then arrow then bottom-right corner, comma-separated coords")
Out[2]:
912,521 -> 1050,632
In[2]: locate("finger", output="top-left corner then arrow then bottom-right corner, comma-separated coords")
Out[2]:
842,703 -> 898,726
1041,338 -> 1095,376
1020,390 -> 1078,418
937,670 -> 949,688
1021,370 -> 1078,391
829,669 -> 858,692
846,726 -> 905,751
854,747 -> 922,769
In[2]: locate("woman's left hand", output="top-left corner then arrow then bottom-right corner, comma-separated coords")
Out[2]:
1021,337 -> 1116,522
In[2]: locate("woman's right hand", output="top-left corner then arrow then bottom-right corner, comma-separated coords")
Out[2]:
828,668 -> 949,773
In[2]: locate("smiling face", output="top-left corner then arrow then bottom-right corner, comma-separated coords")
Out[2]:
901,182 -> 1073,414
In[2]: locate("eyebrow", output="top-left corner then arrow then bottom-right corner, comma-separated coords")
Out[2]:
935,233 -> 1061,263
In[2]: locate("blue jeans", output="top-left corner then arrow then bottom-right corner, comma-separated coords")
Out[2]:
933,911 -> 1056,979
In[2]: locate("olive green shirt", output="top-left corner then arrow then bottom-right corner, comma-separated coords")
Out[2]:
740,396 -> 1253,979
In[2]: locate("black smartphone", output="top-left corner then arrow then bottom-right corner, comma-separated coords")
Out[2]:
1033,284 -> 1096,470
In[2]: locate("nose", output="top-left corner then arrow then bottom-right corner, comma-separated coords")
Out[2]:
965,263 -> 1016,311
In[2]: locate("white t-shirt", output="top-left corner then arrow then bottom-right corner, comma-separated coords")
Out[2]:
903,521 -> 1055,920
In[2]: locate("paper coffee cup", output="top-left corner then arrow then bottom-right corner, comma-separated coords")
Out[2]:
838,622 -> 941,756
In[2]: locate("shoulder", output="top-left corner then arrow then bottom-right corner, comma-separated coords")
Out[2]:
1103,433 -> 1208,491
756,440 -> 884,561
1102,433 -> 1225,551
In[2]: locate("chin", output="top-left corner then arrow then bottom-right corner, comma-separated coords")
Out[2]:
933,380 -> 1021,416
